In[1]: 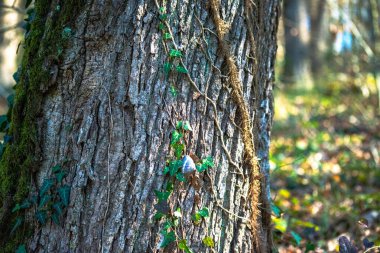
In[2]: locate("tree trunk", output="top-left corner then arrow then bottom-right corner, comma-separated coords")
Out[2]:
282,0 -> 313,88
308,0 -> 326,77
0,0 -> 279,252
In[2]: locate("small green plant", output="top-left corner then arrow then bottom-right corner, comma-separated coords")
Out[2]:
0,0 -> 84,251
11,164 -> 70,234
157,7 -> 189,98
15,244 -> 27,253
154,120 -> 215,251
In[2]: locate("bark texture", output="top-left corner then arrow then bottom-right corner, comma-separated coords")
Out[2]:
0,0 -> 279,252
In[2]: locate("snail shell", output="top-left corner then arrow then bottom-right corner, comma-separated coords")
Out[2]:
182,155 -> 196,174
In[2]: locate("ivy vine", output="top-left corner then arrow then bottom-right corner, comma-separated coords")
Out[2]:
154,121 -> 215,251
10,164 -> 70,249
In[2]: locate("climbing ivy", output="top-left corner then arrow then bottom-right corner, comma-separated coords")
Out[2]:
153,4 -> 219,250
157,6 -> 190,98
0,0 -> 86,251
154,120 -> 215,251
10,164 -> 70,250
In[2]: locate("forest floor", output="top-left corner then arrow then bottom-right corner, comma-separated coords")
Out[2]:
270,73 -> 380,252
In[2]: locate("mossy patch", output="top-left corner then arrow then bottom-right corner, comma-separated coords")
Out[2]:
0,0 -> 86,251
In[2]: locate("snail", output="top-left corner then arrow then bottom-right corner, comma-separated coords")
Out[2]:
181,155 -> 196,174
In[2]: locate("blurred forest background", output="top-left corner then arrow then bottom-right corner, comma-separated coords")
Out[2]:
272,0 -> 380,252
0,0 -> 379,252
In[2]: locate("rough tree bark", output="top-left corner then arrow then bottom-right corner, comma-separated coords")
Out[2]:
0,0 -> 279,252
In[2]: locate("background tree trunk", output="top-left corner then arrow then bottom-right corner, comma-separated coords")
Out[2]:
0,0 -> 25,112
308,0 -> 326,77
0,0 -> 279,252
282,0 -> 313,88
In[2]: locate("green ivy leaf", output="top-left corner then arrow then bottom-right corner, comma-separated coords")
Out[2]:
12,199 -> 31,213
202,156 -> 214,167
159,7 -> 166,14
0,115 -> 8,131
166,182 -> 174,192
172,143 -> 185,159
15,244 -> 27,253
38,194 -> 51,208
169,49 -> 182,58
160,230 -> 175,248
52,212 -> 60,225
178,239 -> 187,249
154,212 -> 166,220
58,185 -> 71,207
179,239 -> 193,253
198,207 -> 209,218
57,45 -> 63,56
3,135 -> 12,144
176,65 -> 188,74
183,121 -> 192,131
36,210 -> 47,225
55,171 -> 67,183
52,165 -> 61,173
53,202 -> 63,216
192,213 -> 201,225
171,130 -> 183,145
7,94 -> 14,108
13,66 -> 21,82
197,157 -> 214,172
170,85 -> 178,97
163,166 -> 170,175
173,217 -> 179,227
290,231 -> 302,246
168,160 -> 183,176
11,217 -> 23,234
176,120 -> 192,131
176,172 -> 186,182
159,14 -> 168,20
176,121 -> 183,129
271,203 -> 282,218
203,236 -> 214,247
62,27 -> 72,39
39,179 -> 54,196
13,70 -> 20,83
12,204 -> 20,213
163,62 -> 172,74
196,164 -> 207,173
154,190 -> 171,203
158,23 -> 166,30
163,220 -> 174,230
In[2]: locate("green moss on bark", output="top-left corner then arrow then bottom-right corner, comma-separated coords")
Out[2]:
0,0 -> 86,251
